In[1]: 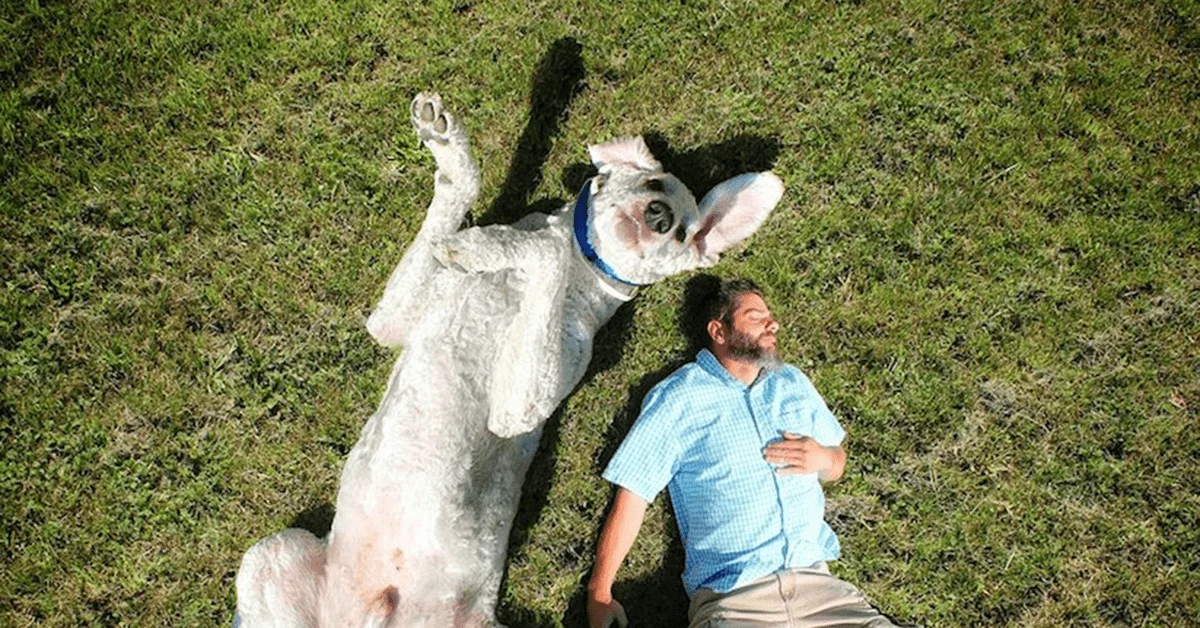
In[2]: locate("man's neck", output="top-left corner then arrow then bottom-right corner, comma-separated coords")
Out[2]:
712,351 -> 762,386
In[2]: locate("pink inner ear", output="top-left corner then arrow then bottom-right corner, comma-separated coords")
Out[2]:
693,216 -> 717,257
693,172 -> 783,259
589,137 -> 662,172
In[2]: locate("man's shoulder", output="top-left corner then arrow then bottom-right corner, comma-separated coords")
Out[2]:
639,360 -> 723,411
771,363 -> 809,382
652,360 -> 718,393
764,363 -> 822,395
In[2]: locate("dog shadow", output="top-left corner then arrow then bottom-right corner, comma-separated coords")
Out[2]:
479,37 -> 587,227
289,503 -> 335,538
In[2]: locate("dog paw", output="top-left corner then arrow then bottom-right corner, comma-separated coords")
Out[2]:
431,236 -> 466,270
432,229 -> 518,273
411,92 -> 457,146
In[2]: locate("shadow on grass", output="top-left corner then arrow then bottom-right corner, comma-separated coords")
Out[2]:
478,37 -> 587,227
289,503 -> 335,538
643,133 -> 784,203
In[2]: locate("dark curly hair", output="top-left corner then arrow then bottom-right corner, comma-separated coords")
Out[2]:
698,278 -> 764,348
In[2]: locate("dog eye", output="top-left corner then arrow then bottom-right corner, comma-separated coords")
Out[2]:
644,178 -> 664,192
674,224 -> 687,243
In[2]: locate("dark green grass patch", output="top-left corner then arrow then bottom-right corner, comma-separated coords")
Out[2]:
2,0 -> 1198,625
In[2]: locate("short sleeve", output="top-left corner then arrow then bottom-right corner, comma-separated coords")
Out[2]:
798,371 -> 846,447
601,383 -> 684,503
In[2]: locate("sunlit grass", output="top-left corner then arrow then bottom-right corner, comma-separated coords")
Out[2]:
2,0 -> 1197,625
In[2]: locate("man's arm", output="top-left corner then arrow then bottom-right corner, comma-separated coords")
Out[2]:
762,432 -> 846,481
587,487 -> 649,628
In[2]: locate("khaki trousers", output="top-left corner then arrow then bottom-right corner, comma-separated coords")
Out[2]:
687,564 -> 899,628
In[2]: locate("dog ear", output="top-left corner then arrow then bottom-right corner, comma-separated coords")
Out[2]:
693,172 -> 784,262
588,136 -> 662,173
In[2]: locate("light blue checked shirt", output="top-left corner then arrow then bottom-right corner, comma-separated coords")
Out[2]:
603,349 -> 846,597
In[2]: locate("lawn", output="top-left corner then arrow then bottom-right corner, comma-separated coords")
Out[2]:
2,0 -> 1198,625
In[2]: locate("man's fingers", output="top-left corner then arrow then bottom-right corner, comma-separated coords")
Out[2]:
776,466 -> 810,475
589,598 -> 626,628
764,450 -> 807,464
765,448 -> 819,473
765,438 -> 817,454
765,437 -> 831,474
762,443 -> 802,457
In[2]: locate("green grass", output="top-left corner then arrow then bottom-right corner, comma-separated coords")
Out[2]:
2,0 -> 1198,625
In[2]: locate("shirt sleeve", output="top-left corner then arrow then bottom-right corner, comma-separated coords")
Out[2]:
601,383 -> 684,504
799,371 -> 846,447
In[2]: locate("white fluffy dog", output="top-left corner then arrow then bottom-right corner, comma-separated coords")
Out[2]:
234,93 -> 784,627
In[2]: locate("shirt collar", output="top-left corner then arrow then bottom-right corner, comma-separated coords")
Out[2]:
696,348 -> 762,389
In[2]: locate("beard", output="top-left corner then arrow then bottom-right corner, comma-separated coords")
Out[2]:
727,327 -> 782,370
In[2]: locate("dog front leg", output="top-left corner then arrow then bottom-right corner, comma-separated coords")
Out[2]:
430,227 -> 572,438
367,93 -> 480,348
487,257 -> 570,438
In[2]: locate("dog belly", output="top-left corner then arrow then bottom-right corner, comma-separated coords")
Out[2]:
324,268 -> 535,623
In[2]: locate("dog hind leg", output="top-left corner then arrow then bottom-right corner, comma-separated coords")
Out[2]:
235,528 -> 326,627
367,92 -> 481,347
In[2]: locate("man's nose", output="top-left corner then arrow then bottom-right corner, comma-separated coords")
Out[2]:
766,317 -> 779,333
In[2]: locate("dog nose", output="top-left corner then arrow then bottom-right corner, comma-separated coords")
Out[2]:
645,201 -> 674,234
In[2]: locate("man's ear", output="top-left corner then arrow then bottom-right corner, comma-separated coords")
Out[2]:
588,136 -> 662,174
693,172 -> 784,262
707,319 -> 725,347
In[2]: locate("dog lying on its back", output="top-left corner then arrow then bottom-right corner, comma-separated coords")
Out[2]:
234,93 -> 784,627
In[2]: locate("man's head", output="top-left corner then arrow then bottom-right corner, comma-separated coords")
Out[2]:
703,279 -> 780,368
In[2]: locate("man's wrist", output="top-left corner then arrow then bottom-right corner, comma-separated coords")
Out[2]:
587,579 -> 613,602
820,445 -> 846,481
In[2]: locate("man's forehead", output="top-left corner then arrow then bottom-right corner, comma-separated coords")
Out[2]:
733,293 -> 770,314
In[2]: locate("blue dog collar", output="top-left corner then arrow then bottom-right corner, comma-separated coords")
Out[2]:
573,179 -> 645,287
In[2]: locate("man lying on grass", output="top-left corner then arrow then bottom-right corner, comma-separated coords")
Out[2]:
588,278 -> 900,628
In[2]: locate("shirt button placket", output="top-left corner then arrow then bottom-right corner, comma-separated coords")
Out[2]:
749,383 -> 790,562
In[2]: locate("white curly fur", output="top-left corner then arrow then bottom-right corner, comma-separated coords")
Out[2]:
234,93 -> 784,627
